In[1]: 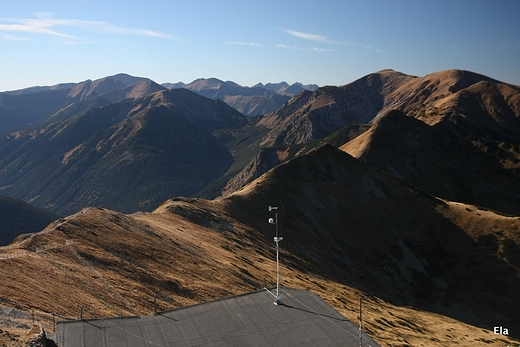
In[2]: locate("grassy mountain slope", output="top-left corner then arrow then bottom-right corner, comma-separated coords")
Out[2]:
0,89 -> 248,215
0,74 -> 153,132
0,89 -> 73,132
2,68 -> 520,219
341,109 -> 520,215
34,80 -> 166,127
256,70 -> 414,147
224,145 -> 520,330
220,124 -> 370,196
222,93 -> 290,116
1,145 -> 519,346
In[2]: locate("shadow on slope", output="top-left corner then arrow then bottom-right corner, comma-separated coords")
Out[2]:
0,195 -> 59,246
220,144 -> 520,336
221,123 -> 371,196
0,88 -> 247,215
342,110 -> 520,215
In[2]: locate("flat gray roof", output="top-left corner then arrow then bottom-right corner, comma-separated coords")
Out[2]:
56,287 -> 380,347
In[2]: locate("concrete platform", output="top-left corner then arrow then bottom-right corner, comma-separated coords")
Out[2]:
56,287 -> 380,347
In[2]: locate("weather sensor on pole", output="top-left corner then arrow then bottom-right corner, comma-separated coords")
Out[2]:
268,205 -> 283,305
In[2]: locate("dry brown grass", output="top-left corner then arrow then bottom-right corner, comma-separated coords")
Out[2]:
1,198 -> 519,346
1,142 -> 520,347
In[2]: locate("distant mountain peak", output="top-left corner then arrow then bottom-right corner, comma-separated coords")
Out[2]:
106,73 -> 153,86
187,78 -> 227,90
162,81 -> 186,89
264,81 -> 289,88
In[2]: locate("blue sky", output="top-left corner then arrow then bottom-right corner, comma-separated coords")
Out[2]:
1,0 -> 519,91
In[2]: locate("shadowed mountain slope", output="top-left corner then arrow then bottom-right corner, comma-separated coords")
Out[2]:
1,145 -> 519,346
0,195 -> 59,246
0,74 -> 158,132
257,70 -> 414,147
0,89 -> 247,215
223,145 -> 520,332
222,92 -> 290,116
0,89 -> 73,132
256,69 -> 520,148
1,69 -> 519,347
2,69 -> 520,218
341,109 -> 520,215
220,124 -> 370,196
375,70 -> 520,145
32,80 -> 166,127
225,69 -> 520,212
217,71 -> 415,195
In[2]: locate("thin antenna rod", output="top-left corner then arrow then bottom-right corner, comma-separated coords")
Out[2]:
275,210 -> 280,302
269,205 -> 283,305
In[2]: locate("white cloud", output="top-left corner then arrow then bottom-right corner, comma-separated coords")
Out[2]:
0,13 -> 176,42
276,44 -> 334,53
224,41 -> 261,47
283,28 -> 380,53
276,44 -> 307,50
284,29 -> 338,44
312,47 -> 337,52
0,21 -> 72,38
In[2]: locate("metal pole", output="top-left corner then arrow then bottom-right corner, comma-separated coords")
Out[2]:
275,211 -> 280,302
269,206 -> 283,305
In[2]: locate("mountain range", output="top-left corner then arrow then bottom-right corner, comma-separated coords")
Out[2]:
0,74 -> 319,215
222,70 -> 520,213
1,68 -> 520,346
0,87 -> 250,214
0,74 -> 162,133
163,78 -> 318,116
0,68 -> 519,216
0,74 -> 317,134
